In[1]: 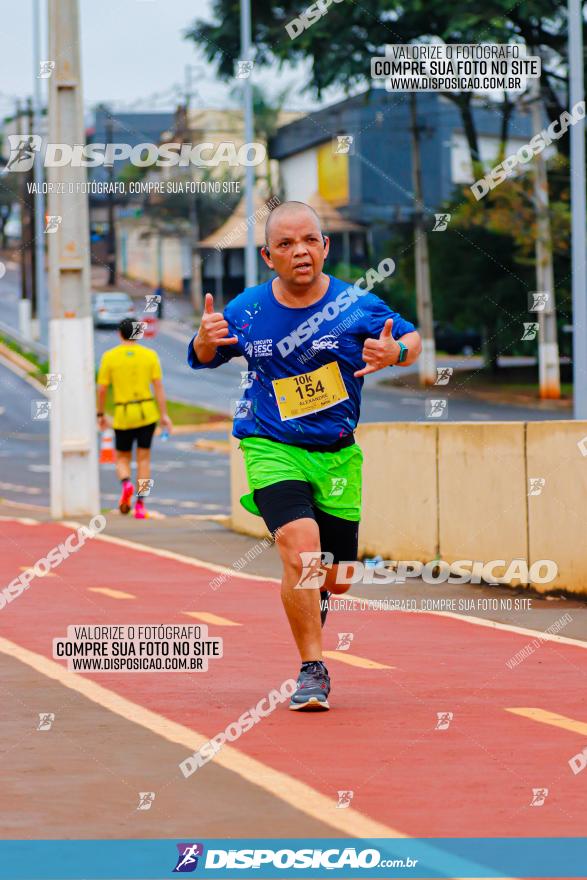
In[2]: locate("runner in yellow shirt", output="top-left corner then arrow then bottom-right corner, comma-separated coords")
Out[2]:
96,318 -> 172,518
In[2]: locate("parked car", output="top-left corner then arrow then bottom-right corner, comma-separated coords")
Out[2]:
434,323 -> 482,356
92,292 -> 135,328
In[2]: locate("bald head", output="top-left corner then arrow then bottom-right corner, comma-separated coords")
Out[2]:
264,200 -> 322,247
261,199 -> 329,290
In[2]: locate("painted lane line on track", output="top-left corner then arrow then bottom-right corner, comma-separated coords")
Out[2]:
19,565 -> 56,578
59,520 -> 281,584
0,636 -> 522,876
182,611 -> 241,626
323,650 -> 394,669
0,644 -> 521,879
353,603 -> 587,650
88,587 -> 136,600
506,707 -> 587,736
0,521 -> 526,874
0,635 -> 401,839
28,520 -> 587,647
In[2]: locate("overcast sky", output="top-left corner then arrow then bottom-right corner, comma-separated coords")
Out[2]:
0,0 -> 347,121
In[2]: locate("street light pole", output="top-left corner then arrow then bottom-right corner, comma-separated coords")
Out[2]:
569,0 -> 587,418
15,99 -> 32,340
32,0 -> 48,345
106,113 -> 116,286
409,93 -> 436,386
240,0 -> 257,288
529,75 -> 560,399
183,64 -> 203,311
47,0 -> 99,517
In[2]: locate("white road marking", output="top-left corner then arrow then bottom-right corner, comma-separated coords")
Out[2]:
0,481 -> 42,495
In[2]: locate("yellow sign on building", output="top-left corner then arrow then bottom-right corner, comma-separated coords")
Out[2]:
317,141 -> 349,205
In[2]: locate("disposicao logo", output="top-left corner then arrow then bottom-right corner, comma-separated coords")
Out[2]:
173,842 -> 204,873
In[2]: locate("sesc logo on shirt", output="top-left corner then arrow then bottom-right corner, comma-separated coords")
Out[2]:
253,338 -> 272,357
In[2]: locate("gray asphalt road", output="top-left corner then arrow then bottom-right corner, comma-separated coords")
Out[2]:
0,359 -> 230,516
2,262 -> 569,424
0,262 -> 572,513
95,320 -> 567,423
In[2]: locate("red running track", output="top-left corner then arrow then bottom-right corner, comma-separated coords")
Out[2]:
0,519 -> 586,838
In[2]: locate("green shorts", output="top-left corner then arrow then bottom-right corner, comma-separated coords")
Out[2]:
239,436 -> 363,521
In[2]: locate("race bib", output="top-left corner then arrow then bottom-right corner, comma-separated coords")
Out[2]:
272,361 -> 349,421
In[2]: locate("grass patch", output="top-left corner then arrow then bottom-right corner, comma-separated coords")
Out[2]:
166,399 -> 226,425
0,335 -> 49,376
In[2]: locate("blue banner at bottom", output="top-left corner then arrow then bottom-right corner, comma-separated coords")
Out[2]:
0,838 -> 585,879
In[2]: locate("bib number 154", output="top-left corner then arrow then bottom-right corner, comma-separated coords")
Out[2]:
294,374 -> 325,400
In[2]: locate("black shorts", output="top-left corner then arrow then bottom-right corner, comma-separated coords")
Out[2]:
253,480 -> 359,563
114,421 -> 157,453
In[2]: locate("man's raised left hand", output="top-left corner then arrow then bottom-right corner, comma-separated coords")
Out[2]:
354,319 -> 400,378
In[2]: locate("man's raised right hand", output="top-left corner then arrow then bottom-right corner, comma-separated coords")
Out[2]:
194,293 -> 238,363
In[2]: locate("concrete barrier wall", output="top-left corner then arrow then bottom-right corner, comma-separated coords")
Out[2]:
229,421 -> 587,594
438,423 -> 528,585
357,423 -> 438,561
526,421 -> 587,594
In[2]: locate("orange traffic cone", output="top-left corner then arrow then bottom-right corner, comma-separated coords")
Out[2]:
99,428 -> 115,464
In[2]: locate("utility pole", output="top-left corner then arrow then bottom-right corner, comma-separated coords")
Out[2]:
184,64 -> 203,312
529,76 -> 560,398
240,0 -> 257,288
15,99 -> 32,339
26,98 -> 38,323
184,64 -> 193,118
33,0 -> 48,345
409,93 -> 436,386
47,0 -> 99,517
189,195 -> 203,312
569,0 -> 587,418
105,113 -> 116,285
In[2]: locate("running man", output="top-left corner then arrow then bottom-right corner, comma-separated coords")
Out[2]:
187,201 -> 421,710
97,317 -> 172,519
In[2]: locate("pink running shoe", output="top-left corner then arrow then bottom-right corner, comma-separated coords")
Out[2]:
118,480 -> 133,515
134,499 -> 147,519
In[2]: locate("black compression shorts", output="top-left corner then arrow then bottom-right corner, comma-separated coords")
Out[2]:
253,480 -> 359,563
114,421 -> 157,452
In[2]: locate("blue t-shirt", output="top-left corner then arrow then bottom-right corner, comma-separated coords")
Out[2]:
187,275 -> 415,447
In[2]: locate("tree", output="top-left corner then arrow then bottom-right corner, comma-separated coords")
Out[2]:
185,0 -> 584,170
186,0 -> 577,375
410,173 -> 572,372
427,220 -> 535,372
454,158 -> 570,262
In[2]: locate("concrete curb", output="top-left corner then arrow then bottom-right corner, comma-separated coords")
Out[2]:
0,343 -> 47,396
